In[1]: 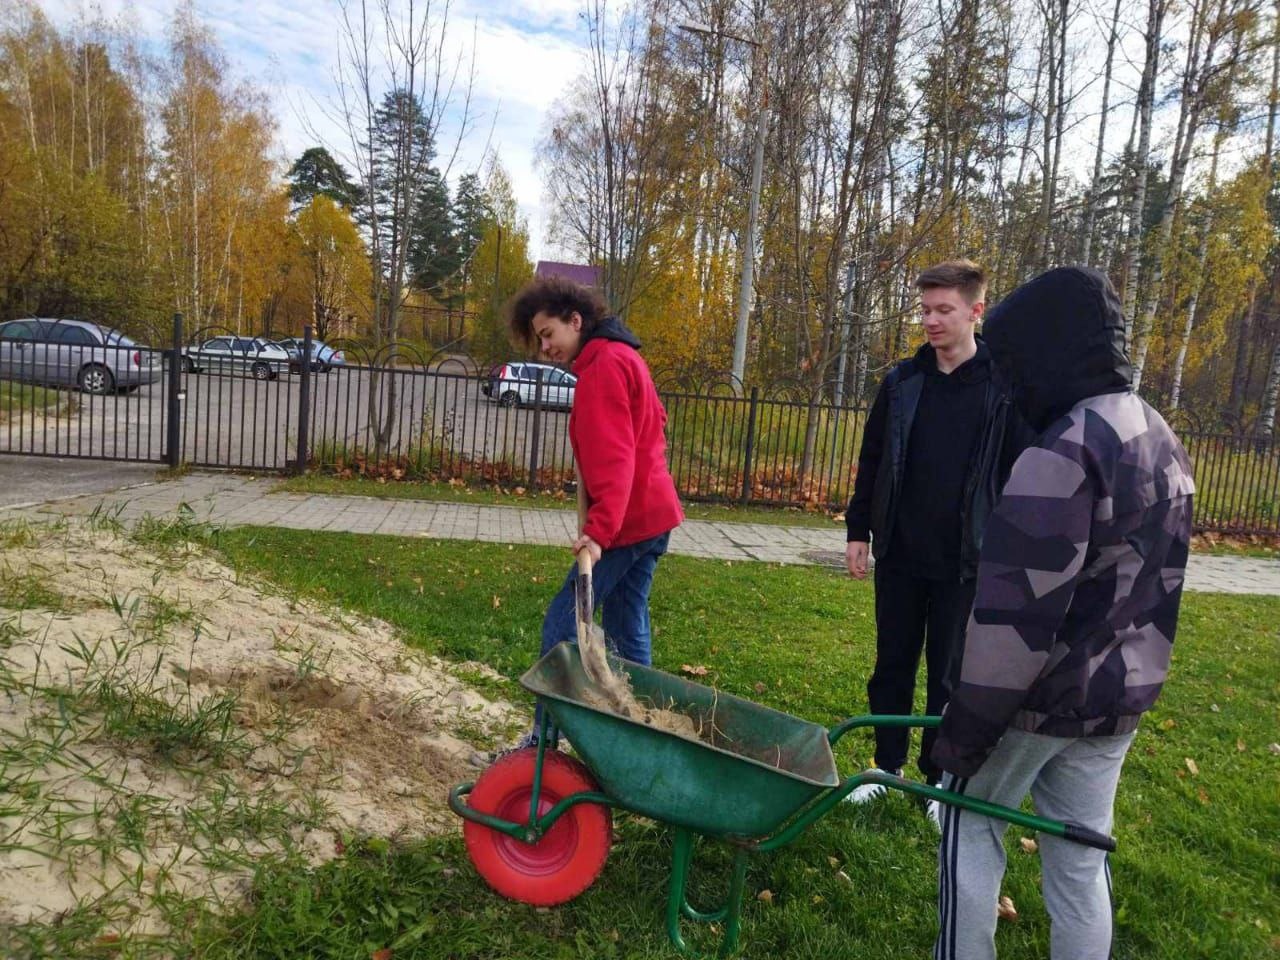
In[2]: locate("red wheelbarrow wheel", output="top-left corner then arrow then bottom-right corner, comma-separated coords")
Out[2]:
463,748 -> 612,906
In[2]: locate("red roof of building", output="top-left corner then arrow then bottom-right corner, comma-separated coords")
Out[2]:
534,260 -> 602,288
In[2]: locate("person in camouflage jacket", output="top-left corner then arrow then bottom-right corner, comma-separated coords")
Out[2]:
931,267 -> 1195,960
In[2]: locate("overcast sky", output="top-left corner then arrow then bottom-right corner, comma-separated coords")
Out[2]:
42,0 -> 589,263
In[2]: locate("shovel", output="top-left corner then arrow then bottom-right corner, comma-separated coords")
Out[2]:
573,463 -> 615,692
574,549 -> 613,689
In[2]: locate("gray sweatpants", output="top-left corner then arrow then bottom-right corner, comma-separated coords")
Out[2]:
933,728 -> 1136,960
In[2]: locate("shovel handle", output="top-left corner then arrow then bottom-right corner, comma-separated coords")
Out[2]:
575,462 -> 589,537
575,549 -> 593,639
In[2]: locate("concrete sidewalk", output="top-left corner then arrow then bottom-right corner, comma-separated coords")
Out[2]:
11,471 -> 1280,596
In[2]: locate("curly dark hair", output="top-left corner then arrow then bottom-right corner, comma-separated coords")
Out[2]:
507,275 -> 609,351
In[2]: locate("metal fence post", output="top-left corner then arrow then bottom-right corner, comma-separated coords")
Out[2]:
740,387 -> 760,503
165,313 -> 183,469
296,325 -> 313,473
528,367 -> 545,488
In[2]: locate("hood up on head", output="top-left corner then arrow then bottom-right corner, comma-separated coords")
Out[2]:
981,266 -> 1132,432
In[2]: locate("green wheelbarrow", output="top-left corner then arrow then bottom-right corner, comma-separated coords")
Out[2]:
449,643 -> 1115,956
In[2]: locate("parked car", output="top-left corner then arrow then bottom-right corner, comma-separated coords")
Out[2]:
181,337 -> 289,380
273,337 -> 346,373
482,361 -> 576,409
0,317 -> 162,395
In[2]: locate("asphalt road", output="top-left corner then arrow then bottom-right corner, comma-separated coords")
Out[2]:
0,456 -> 160,510
0,365 -> 573,474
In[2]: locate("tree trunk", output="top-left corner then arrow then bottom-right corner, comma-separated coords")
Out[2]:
1082,0 -> 1124,266
1169,134 -> 1224,411
1120,0 -> 1166,348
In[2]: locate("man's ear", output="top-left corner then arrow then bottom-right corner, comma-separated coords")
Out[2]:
971,301 -> 986,322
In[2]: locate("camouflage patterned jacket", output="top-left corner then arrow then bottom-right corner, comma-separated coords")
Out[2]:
932,390 -> 1194,777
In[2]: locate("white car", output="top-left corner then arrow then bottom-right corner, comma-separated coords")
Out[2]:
483,361 -> 576,409
181,337 -> 290,380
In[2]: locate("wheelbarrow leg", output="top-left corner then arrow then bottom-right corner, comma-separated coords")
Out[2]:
666,827 -> 750,957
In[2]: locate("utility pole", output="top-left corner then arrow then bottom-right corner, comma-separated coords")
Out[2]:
680,20 -> 766,395
833,261 -> 856,407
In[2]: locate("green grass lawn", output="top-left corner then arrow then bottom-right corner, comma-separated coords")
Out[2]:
173,527 -> 1280,960
0,380 -> 73,420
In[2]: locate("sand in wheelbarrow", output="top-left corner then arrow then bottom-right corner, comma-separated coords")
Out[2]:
575,625 -> 783,766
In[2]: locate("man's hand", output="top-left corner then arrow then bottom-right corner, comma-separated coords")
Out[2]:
573,535 -> 603,565
846,540 -> 870,579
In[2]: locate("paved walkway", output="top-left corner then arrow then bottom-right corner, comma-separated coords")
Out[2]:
9,471 -> 1280,596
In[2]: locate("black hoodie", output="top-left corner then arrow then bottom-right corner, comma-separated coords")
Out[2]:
580,315 -> 642,351
981,266 -> 1132,432
846,337 -> 1027,580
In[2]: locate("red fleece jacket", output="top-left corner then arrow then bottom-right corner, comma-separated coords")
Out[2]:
570,338 -> 684,549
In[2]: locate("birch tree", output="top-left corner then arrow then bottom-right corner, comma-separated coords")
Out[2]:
332,0 -> 477,456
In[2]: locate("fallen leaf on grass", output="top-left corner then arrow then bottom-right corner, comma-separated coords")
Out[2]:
1237,738 -> 1247,752
1197,787 -> 1211,805
1185,757 -> 1200,776
997,896 -> 1018,921
827,856 -> 841,868
681,664 -> 709,676
1019,837 -> 1038,854
1269,743 -> 1280,756
754,681 -> 768,694
757,889 -> 773,904
492,595 -> 501,609
1158,718 -> 1176,731
372,949 -> 393,960
836,870 -> 853,885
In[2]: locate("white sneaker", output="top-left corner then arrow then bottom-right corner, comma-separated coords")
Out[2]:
844,768 -> 901,804
925,799 -> 942,830
924,783 -> 944,831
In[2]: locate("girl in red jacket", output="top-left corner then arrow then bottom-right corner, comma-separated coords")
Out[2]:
506,275 -> 684,748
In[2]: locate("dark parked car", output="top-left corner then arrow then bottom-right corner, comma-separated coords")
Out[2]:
180,337 -> 289,380
482,361 -> 576,408
274,337 -> 346,373
0,318 -> 162,394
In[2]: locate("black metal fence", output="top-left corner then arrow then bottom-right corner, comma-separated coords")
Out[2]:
1164,409 -> 1280,535
1,318 -> 1278,535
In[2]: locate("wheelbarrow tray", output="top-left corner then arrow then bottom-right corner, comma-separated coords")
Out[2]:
521,643 -> 839,838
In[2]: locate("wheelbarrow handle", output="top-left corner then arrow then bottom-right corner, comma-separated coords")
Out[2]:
1062,823 -> 1118,851
828,713 -> 940,746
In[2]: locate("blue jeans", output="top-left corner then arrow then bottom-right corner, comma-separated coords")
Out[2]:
539,531 -> 671,663
532,531 -> 671,740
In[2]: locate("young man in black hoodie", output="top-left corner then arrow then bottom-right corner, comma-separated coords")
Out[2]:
844,260 -> 1024,825
931,267 -> 1193,960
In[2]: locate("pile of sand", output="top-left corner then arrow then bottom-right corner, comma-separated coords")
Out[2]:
0,517 -> 522,939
